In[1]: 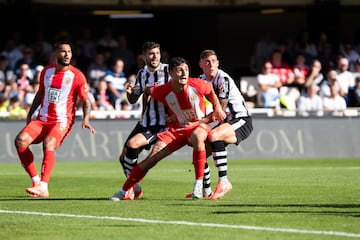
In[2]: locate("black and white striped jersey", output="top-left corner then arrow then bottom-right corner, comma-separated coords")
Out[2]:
199,69 -> 250,120
135,63 -> 169,127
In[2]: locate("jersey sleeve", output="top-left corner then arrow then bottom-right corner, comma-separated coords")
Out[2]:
148,84 -> 165,102
190,78 -> 213,95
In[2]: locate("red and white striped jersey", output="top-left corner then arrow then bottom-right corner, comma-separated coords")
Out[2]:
149,77 -> 211,129
37,64 -> 88,124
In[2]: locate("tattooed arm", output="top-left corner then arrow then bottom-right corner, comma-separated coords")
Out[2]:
81,98 -> 96,134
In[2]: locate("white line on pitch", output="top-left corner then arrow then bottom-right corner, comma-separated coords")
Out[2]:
1,209 -> 359,238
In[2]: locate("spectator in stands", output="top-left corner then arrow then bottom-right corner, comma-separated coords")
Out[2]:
293,52 -> 310,94
14,47 -> 38,79
33,65 -> 43,82
319,70 -> 344,98
97,26 -> 118,53
295,31 -> 317,63
0,55 -> 15,95
275,39 -> 296,67
112,34 -> 135,76
297,84 -> 323,117
24,78 -> 39,114
9,30 -> 26,52
271,49 -> 295,85
86,51 -> 108,92
304,59 -> 324,87
257,61 -> 281,108
0,39 -> 23,70
161,49 -> 170,64
78,82 -> 98,111
24,65 -> 43,116
347,76 -> 360,107
128,53 -> 146,85
94,79 -> 114,111
72,43 -> 91,73
7,95 -> 27,120
322,83 -> 347,116
104,58 -> 128,109
270,49 -> 298,110
254,31 -> 277,73
116,100 -> 132,119
0,94 -> 9,118
352,58 -> 360,79
15,63 -> 34,106
339,41 -> 359,72
30,31 -> 53,66
335,57 -> 355,100
317,42 -> 337,75
76,28 -> 97,60
317,32 -> 329,55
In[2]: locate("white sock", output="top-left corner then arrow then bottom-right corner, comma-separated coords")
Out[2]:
219,176 -> 228,182
32,175 -> 40,183
195,179 -> 203,185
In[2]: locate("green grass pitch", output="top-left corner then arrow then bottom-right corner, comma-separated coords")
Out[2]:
0,158 -> 359,240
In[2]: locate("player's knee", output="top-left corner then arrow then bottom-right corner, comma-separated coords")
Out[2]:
43,137 -> 57,150
14,132 -> 30,148
127,138 -> 140,149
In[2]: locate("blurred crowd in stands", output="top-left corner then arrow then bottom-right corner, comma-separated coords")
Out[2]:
0,27 -> 359,120
250,31 -> 360,117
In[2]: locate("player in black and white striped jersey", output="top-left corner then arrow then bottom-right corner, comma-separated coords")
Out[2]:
198,49 -> 253,200
110,41 -> 170,201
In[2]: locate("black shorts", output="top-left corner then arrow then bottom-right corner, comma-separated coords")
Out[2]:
225,116 -> 253,145
124,122 -> 167,150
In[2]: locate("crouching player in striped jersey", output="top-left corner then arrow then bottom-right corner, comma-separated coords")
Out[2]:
109,57 -> 226,200
197,49 -> 253,200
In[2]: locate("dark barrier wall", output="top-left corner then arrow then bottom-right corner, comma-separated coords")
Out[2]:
1,118 -> 359,163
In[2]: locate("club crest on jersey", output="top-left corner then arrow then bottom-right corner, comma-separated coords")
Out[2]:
65,76 -> 72,84
190,93 -> 197,102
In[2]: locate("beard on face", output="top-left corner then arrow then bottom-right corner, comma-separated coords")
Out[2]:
57,57 -> 70,67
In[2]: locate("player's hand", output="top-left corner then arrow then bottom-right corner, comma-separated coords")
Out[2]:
126,83 -> 140,94
82,121 -> 96,134
212,107 -> 226,122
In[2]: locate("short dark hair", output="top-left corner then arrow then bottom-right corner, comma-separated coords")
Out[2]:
54,41 -> 72,51
141,41 -> 160,54
169,57 -> 188,71
200,49 -> 217,60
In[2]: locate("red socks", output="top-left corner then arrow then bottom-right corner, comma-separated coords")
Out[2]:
41,150 -> 55,183
192,150 -> 206,180
17,147 -> 37,178
122,165 -> 145,191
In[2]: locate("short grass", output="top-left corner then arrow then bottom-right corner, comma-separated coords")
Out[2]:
0,158 -> 359,240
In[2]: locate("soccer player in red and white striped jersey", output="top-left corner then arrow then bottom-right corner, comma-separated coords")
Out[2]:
14,41 -> 96,198
109,57 -> 226,200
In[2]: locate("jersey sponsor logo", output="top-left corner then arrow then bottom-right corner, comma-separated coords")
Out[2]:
182,109 -> 196,120
48,88 -> 61,103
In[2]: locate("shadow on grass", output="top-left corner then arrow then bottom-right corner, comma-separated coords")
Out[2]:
0,196 -> 114,201
169,202 -> 360,217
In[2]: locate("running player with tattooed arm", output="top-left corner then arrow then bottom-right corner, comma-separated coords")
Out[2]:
109,57 -> 226,200
14,41 -> 96,198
